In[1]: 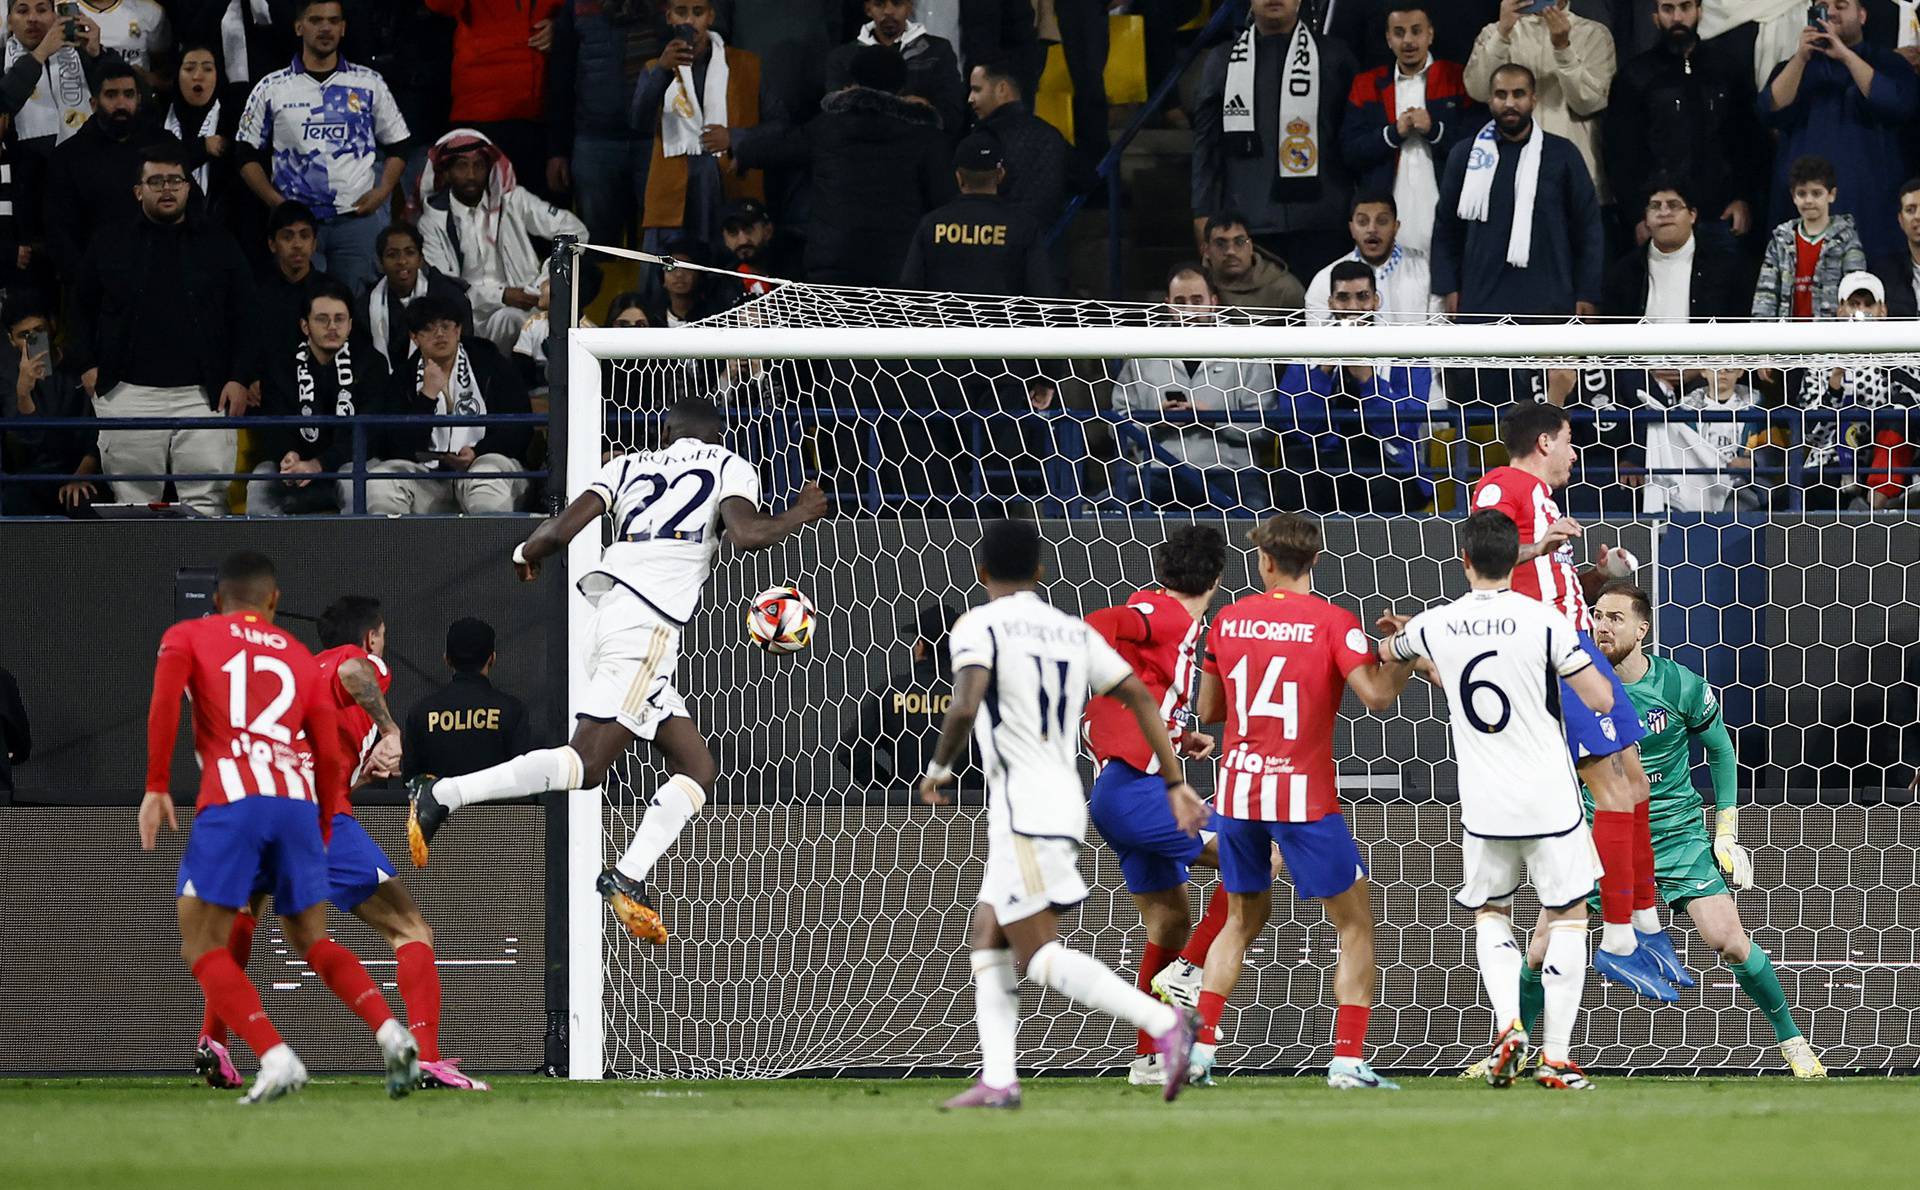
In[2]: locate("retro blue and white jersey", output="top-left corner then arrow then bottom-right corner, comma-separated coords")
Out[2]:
237,56 -> 409,218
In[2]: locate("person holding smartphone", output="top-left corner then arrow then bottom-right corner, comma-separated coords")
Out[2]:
1463,0 -> 1616,205
0,293 -> 100,516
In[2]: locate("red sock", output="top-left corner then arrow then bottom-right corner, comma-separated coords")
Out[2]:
1632,800 -> 1658,912
200,912 -> 258,1045
1197,990 -> 1227,1047
1333,1004 -> 1370,1060
395,942 -> 443,1063
191,949 -> 281,1059
1180,886 -> 1230,967
1592,810 -> 1636,926
305,939 -> 395,1033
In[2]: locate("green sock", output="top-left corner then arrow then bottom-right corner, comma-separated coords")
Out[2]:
1518,964 -> 1545,1037
1732,946 -> 1801,1042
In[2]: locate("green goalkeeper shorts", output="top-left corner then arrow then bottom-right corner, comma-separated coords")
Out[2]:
1585,826 -> 1729,914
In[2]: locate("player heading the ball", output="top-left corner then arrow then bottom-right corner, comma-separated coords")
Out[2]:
1379,512 -> 1614,1091
920,519 -> 1210,1110
406,397 -> 829,944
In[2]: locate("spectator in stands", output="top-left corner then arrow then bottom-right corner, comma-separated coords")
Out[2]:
236,1 -> 412,288
1760,0 -> 1918,260
961,0 -> 1041,104
1872,176 -> 1920,317
652,234 -> 737,324
250,278 -> 388,516
1432,63 -> 1603,318
826,0 -> 966,140
1201,210 -> 1305,313
0,107 -> 35,299
1752,155 -> 1866,320
1603,177 -> 1752,321
254,201 -> 341,365
733,44 -> 953,286
0,294 -> 99,516
1605,0 -> 1764,248
633,0 -> 775,251
75,0 -> 168,89
165,43 -> 230,221
1275,260 -> 1432,514
836,601 -> 977,793
344,0 -> 455,217
607,290 -> 650,327
1305,191 -> 1442,323
366,294 -> 533,515
1795,270 -> 1920,510
1635,366 -> 1772,515
404,617 -> 532,780
2,2 -> 112,160
43,56 -> 171,282
967,57 -> 1071,232
71,143 -> 254,517
545,0 -> 659,248
165,1 -> 294,115
1111,263 -> 1275,516
715,197 -> 800,300
1051,0 -> 1110,174
424,0 -> 563,195
1464,0 -> 1614,204
1341,3 -> 1478,256
1192,0 -> 1359,279
899,134 -> 1056,296
361,222 -> 475,371
419,127 -> 587,355
0,661 -> 26,798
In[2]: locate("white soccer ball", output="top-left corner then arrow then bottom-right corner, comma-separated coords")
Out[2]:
746,585 -> 816,654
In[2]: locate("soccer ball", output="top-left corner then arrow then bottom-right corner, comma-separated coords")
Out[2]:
747,585 -> 816,654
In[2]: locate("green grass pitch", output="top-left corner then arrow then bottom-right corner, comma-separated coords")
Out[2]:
3,1075 -> 1914,1189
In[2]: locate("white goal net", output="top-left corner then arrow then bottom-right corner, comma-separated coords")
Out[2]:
562,260 -> 1920,1079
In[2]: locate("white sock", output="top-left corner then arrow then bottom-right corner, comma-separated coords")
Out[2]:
1540,924 -> 1588,1064
1632,907 -> 1662,934
1474,912 -> 1524,1031
1027,941 -> 1178,1036
615,775 -> 706,882
435,746 -> 584,811
1599,921 -> 1637,955
970,949 -> 1020,1089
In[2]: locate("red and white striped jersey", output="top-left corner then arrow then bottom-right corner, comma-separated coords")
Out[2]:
315,644 -> 392,806
1083,589 -> 1201,775
1471,466 -> 1591,632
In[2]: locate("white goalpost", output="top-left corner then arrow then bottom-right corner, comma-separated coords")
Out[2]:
562,261 -> 1920,1080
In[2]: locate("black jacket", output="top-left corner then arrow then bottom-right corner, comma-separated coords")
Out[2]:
71,211 -> 256,397
1601,234 -> 1754,321
736,86 -> 955,287
356,268 -> 476,370
977,101 -> 1073,231
960,0 -> 1042,94
1872,251 -> 1920,319
254,267 -> 345,377
257,334 -> 390,470
1606,35 -> 1766,219
403,671 -> 530,780
835,655 -> 978,793
1,352 -> 97,479
823,32 -> 967,141
42,119 -> 183,280
379,336 -> 534,465
899,192 -> 1056,296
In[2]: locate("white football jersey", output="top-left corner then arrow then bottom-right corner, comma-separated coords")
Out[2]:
581,437 -> 761,622
81,0 -> 170,72
1390,589 -> 1592,838
949,591 -> 1134,840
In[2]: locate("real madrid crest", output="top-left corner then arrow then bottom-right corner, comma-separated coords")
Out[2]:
1280,117 -> 1316,175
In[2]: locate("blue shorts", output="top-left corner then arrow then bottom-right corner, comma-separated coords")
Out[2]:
177,798 -> 329,916
1561,633 -> 1648,763
321,815 -> 400,912
1089,760 -> 1223,894
1217,812 -> 1366,900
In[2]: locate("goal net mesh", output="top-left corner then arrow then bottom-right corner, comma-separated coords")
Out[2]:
582,270 -> 1920,1078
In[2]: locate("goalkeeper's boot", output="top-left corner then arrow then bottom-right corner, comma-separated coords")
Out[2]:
1534,1058 -> 1595,1091
1127,1054 -> 1166,1086
1327,1057 -> 1399,1091
239,1044 -> 308,1105
1150,1008 -> 1199,1102
597,866 -> 668,944
940,1080 -> 1021,1110
419,1058 -> 491,1091
405,774 -> 451,869
196,1035 -> 244,1091
1150,958 -> 1203,1011
1781,1037 -> 1828,1080
377,1019 -> 421,1099
1187,1042 -> 1218,1087
1483,1021 -> 1530,1089
1593,944 -> 1679,1003
1635,927 -> 1696,989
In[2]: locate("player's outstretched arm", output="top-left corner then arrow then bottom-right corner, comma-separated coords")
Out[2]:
1516,515 -> 1582,563
1346,655 -> 1416,711
720,482 -> 830,550
918,665 -> 989,807
139,637 -> 192,849
1108,675 -> 1209,834
513,490 -> 609,581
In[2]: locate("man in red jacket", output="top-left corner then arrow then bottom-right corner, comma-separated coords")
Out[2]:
425,0 -> 565,197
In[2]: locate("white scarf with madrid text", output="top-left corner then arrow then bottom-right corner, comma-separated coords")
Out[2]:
661,32 -> 729,158
421,344 -> 485,456
1223,19 -> 1320,179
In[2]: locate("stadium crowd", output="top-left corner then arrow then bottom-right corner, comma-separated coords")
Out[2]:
0,0 -> 1917,518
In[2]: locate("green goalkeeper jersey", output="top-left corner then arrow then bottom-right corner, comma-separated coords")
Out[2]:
1603,654 -> 1739,836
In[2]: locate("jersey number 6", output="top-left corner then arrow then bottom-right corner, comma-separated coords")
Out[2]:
1460,650 -> 1512,734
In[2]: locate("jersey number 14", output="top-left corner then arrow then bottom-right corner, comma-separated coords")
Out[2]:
1229,655 -> 1298,739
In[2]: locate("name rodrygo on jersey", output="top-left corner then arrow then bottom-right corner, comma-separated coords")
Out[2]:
581,438 -> 762,623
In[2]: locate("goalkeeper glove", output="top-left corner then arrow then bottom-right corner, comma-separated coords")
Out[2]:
1713,807 -> 1754,890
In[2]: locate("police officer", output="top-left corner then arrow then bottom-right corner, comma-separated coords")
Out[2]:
836,603 -> 980,795
403,618 -> 531,780
897,134 -> 1058,297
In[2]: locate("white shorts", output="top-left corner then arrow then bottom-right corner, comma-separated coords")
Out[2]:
1455,825 -> 1603,913
977,825 -> 1090,926
579,589 -> 689,741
